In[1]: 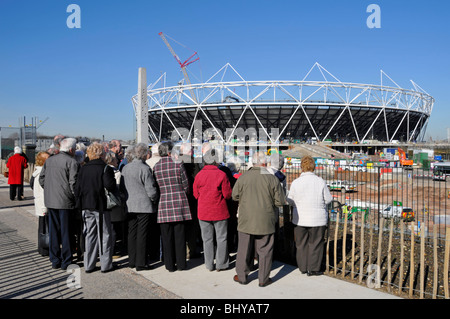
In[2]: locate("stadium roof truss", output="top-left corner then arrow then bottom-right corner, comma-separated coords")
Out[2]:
131,62 -> 434,144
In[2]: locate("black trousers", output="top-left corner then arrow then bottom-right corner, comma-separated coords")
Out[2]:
159,222 -> 186,271
146,212 -> 160,261
9,184 -> 24,200
48,209 -> 73,269
294,225 -> 327,273
127,213 -> 150,268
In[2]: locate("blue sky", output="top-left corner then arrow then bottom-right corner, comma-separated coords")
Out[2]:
0,0 -> 449,141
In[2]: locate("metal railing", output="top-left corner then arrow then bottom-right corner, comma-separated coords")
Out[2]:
282,163 -> 449,242
274,163 -> 450,299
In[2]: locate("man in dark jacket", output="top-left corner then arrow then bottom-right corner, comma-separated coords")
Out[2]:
39,138 -> 79,270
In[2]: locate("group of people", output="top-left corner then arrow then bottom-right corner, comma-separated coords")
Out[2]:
6,134 -> 333,287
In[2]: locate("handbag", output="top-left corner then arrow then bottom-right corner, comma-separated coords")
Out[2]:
30,175 -> 35,190
105,188 -> 121,210
38,217 -> 49,250
104,165 -> 121,210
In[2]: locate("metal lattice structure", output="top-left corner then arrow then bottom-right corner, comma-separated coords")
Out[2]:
131,63 -> 434,144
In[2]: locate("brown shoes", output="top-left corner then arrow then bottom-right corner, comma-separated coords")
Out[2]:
259,278 -> 273,287
233,274 -> 248,285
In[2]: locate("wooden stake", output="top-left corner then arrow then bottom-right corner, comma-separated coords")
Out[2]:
359,213 -> 365,284
420,222 -> 425,299
368,213 -> 374,272
326,224 -> 330,273
351,212 -> 356,279
432,224 -> 438,300
334,214 -> 340,276
409,221 -> 415,298
399,221 -> 404,295
388,220 -> 394,292
377,218 -> 384,276
444,227 -> 450,299
342,212 -> 348,278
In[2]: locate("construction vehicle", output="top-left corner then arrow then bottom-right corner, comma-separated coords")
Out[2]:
380,206 -> 415,222
327,180 -> 357,192
397,148 -> 413,169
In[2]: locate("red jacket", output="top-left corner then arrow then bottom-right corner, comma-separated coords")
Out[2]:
193,165 -> 232,221
6,154 -> 28,185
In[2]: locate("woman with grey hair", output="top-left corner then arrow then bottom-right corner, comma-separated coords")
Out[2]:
122,143 -> 159,271
153,141 -> 191,272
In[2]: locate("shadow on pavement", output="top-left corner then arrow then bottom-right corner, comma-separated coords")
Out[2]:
0,221 -> 83,299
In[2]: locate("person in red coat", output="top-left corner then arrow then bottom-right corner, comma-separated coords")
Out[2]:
193,149 -> 232,271
6,146 -> 28,201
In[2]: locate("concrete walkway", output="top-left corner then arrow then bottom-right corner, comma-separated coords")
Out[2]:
136,254 -> 400,299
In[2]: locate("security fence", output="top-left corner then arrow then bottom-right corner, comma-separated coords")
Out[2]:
0,127 -> 21,160
275,163 -> 450,299
0,126 -> 37,162
283,163 -> 449,241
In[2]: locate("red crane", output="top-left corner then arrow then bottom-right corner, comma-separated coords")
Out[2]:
159,32 -> 199,103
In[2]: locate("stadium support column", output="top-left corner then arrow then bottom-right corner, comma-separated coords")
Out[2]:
137,67 -> 149,145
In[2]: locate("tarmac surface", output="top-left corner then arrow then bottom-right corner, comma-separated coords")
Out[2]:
0,174 -> 401,303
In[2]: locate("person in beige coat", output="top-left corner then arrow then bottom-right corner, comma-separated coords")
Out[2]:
231,151 -> 286,287
32,151 -> 50,256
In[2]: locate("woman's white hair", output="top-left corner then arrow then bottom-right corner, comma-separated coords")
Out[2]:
151,142 -> 161,155
269,153 -> 285,170
60,138 -> 77,152
252,151 -> 267,166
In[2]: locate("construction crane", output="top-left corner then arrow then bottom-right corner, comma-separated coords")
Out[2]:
159,32 -> 199,103
36,117 -> 49,129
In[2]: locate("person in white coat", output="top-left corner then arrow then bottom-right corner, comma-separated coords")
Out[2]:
287,155 -> 332,276
32,151 -> 50,256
